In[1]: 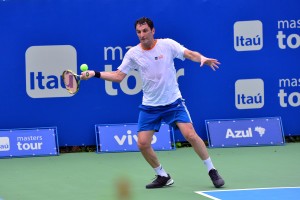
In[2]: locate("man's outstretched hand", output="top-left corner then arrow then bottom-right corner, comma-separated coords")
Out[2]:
200,55 -> 220,71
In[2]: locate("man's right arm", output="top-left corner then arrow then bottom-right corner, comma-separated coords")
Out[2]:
184,49 -> 220,71
81,69 -> 127,83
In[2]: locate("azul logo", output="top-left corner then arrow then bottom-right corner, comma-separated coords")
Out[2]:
234,20 -> 263,51
226,126 -> 266,139
114,130 -> 157,145
255,126 -> 266,137
25,45 -> 77,98
0,137 -> 10,151
226,128 -> 253,138
235,79 -> 264,109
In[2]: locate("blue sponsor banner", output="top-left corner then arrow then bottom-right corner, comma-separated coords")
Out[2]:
0,127 -> 59,158
205,117 -> 285,148
0,0 -> 299,147
95,123 -> 175,152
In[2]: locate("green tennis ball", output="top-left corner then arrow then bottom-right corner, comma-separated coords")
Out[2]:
176,142 -> 182,148
80,64 -> 88,71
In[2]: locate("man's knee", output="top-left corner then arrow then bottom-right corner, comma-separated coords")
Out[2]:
137,132 -> 153,150
177,123 -> 198,141
138,140 -> 153,151
183,131 -> 199,143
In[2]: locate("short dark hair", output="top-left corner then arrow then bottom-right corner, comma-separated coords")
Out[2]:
134,17 -> 154,30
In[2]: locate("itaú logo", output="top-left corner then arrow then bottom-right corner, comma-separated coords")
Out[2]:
0,137 -> 10,151
235,79 -> 264,109
234,20 -> 263,51
114,130 -> 157,145
25,45 -> 77,98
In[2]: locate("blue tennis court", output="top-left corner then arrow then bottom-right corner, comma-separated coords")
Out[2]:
195,187 -> 300,200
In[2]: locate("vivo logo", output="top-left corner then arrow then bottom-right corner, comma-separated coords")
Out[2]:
114,130 -> 157,145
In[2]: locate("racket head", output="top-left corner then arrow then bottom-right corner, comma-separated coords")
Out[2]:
62,70 -> 80,94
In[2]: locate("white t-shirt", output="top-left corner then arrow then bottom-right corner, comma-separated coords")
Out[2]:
118,38 -> 186,106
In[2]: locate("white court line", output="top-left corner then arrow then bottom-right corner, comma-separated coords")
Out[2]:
194,191 -> 221,200
195,186 -> 300,199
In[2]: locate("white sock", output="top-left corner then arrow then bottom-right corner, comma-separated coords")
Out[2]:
154,164 -> 168,177
203,157 -> 215,172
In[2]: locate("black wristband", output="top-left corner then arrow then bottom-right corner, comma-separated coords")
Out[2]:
94,71 -> 101,78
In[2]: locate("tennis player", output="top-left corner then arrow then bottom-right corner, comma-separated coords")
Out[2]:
82,17 -> 225,189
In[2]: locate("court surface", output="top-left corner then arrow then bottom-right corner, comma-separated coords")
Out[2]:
0,143 -> 299,200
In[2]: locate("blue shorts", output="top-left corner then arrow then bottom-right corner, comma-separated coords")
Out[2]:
137,98 -> 193,132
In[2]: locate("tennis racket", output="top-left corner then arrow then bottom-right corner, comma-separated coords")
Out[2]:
62,70 -> 89,94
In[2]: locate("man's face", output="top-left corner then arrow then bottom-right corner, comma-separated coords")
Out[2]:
136,23 -> 155,48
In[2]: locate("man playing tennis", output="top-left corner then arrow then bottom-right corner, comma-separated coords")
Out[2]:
81,17 -> 225,189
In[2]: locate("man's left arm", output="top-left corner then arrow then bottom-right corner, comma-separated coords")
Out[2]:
183,49 -> 220,71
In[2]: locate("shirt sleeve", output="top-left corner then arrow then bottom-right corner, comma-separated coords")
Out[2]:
117,49 -> 134,74
165,38 -> 187,61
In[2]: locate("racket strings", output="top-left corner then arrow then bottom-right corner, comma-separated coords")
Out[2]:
62,70 -> 80,94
